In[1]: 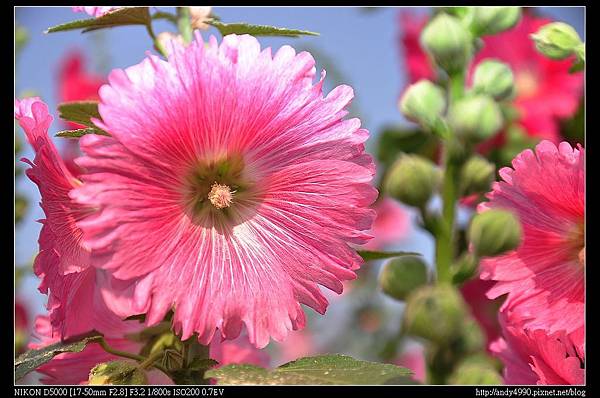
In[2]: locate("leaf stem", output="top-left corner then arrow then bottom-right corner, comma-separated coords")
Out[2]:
139,350 -> 166,370
177,7 -> 193,44
97,338 -> 170,376
145,22 -> 168,58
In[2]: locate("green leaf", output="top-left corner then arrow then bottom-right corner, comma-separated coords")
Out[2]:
15,334 -> 102,380
205,354 -> 413,385
206,20 -> 318,38
57,101 -> 107,131
55,128 -> 109,138
46,7 -> 151,34
358,250 -> 420,262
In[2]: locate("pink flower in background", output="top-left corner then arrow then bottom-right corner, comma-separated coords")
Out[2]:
398,12 -> 583,143
362,197 -> 410,250
471,14 -> 583,142
395,345 -> 426,383
30,316 -> 172,385
15,98 -> 126,339
15,300 -> 30,355
59,51 -> 104,112
490,311 -> 584,385
275,329 -> 317,365
73,34 -> 377,348
480,141 -> 584,345
210,334 -> 270,368
72,7 -> 119,18
58,50 -> 105,175
460,278 -> 502,346
398,12 -> 434,83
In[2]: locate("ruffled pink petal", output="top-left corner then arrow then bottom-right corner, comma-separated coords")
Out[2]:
491,312 -> 584,385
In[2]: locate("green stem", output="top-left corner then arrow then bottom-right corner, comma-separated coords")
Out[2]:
98,338 -> 146,363
436,155 -> 459,284
98,338 -> 170,376
177,7 -> 193,44
139,350 -> 165,370
145,23 -> 168,58
435,71 -> 465,284
448,70 -> 465,102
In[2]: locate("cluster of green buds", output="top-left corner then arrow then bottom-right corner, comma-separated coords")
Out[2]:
384,7 -> 528,385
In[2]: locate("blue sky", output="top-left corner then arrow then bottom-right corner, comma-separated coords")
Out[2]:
15,7 -> 585,346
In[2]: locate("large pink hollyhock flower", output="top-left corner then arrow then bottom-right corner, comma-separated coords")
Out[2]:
479,141 -> 584,342
30,316 -> 172,385
398,12 -> 583,143
72,7 -> 119,18
72,34 -> 377,348
490,311 -> 584,385
362,197 -> 410,251
15,98 -> 127,339
209,334 -> 270,368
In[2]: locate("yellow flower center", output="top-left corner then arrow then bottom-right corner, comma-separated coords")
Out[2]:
208,182 -> 234,209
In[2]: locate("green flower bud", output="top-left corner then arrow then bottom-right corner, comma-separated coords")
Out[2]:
470,7 -> 521,36
448,361 -> 502,385
472,59 -> 515,101
399,80 -> 446,131
384,155 -> 438,207
448,95 -> 503,143
403,285 -> 467,344
379,256 -> 429,301
531,22 -> 582,60
89,361 -> 148,385
420,13 -> 473,74
454,317 -> 486,355
468,209 -> 522,257
460,155 -> 495,196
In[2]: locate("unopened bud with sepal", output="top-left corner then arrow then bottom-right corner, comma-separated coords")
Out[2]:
402,285 -> 468,344
384,155 -> 439,208
472,59 -> 515,101
399,80 -> 446,132
468,209 -> 522,257
448,95 -> 503,143
531,22 -> 583,60
460,155 -> 495,196
469,7 -> 521,36
420,13 -> 474,74
379,256 -> 429,301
